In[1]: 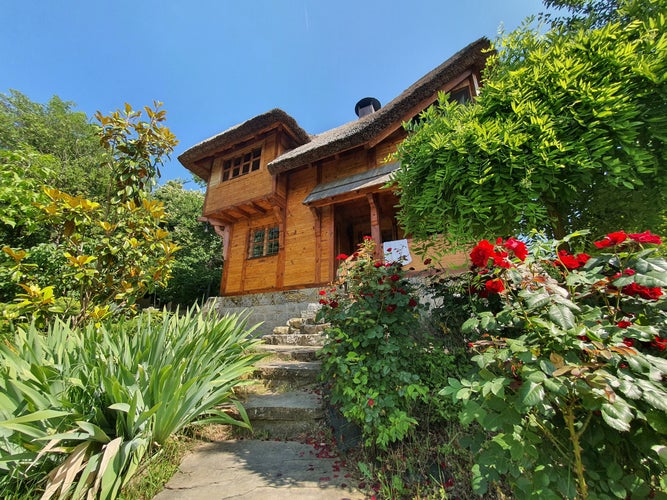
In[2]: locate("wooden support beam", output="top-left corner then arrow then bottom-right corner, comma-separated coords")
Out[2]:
367,193 -> 382,260
273,204 -> 286,289
220,223 -> 234,296
310,207 -> 322,283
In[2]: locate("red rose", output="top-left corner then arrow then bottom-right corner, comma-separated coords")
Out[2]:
492,250 -> 511,269
556,250 -> 582,270
363,235 -> 373,241
386,304 -> 397,313
390,274 -> 400,282
485,278 -> 505,294
336,253 -> 348,260
594,231 -> 627,249
617,320 -> 632,328
503,238 -> 528,261
374,261 -> 383,268
319,290 -> 326,296
651,337 -> 667,351
329,300 -> 339,308
622,283 -> 663,300
408,298 -> 418,307
470,240 -> 495,268
319,299 -> 328,305
628,230 -> 662,245
368,398 -> 375,407
622,337 -> 635,347
624,269 -> 636,276
577,253 -> 590,266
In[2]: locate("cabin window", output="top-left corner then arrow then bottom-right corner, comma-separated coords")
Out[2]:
221,147 -> 262,182
249,226 -> 280,258
449,85 -> 472,104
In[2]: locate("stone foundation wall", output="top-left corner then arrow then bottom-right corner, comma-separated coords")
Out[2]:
204,288 -> 323,336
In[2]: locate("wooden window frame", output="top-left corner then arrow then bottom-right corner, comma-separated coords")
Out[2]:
248,225 -> 280,259
220,146 -> 262,183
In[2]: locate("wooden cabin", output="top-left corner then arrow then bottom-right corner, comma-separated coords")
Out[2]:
179,38 -> 489,297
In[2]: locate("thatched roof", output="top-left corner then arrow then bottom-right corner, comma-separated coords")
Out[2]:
178,37 -> 490,180
178,108 -> 310,180
267,37 -> 490,175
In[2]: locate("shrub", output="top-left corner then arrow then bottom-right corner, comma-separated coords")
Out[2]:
441,230 -> 667,498
0,308 -> 264,499
318,237 -> 461,448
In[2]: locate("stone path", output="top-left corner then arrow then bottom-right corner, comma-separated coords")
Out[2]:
155,306 -> 366,499
154,439 -> 365,499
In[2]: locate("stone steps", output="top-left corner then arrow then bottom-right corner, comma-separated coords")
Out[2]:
237,304 -> 328,439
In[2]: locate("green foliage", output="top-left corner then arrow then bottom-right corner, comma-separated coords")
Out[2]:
394,0 -> 667,246
0,308 -> 264,499
318,238 -> 460,448
0,90 -> 108,200
0,103 -> 179,330
151,180 -> 222,307
96,102 -> 178,204
440,231 -> 667,498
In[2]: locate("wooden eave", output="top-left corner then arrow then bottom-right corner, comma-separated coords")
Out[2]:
203,194 -> 285,226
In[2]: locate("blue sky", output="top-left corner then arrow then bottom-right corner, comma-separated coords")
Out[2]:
1,1 -> 546,186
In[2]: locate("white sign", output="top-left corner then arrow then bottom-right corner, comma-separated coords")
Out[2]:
383,239 -> 412,265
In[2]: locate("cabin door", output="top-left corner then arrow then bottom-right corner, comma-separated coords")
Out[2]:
333,199 -> 371,260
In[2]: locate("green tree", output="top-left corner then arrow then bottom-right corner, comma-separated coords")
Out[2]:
0,90 -> 109,200
393,0 -> 666,248
151,179 -> 222,307
1,103 -> 179,329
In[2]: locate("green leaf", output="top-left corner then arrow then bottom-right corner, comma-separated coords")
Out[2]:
518,381 -> 545,407
548,303 -> 576,330
601,400 -> 633,432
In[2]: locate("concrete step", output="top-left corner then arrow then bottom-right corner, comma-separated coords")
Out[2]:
252,360 -> 321,390
255,344 -> 320,362
261,333 -> 325,346
230,390 -> 325,440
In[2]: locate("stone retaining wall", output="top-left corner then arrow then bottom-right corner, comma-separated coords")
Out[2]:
204,288 -> 323,336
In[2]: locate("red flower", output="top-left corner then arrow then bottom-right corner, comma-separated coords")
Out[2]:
424,258 -> 432,265
628,230 -> 662,245
503,238 -> 528,261
319,299 -> 328,305
485,278 -> 505,294
363,235 -> 373,241
408,298 -> 418,307
622,337 -> 635,347
336,253 -> 348,260
577,253 -> 590,266
319,290 -> 326,296
594,231 -> 627,248
556,250 -> 582,270
368,398 -> 375,407
622,283 -> 663,300
386,304 -> 397,313
329,300 -> 339,308
390,274 -> 400,282
651,337 -> 667,351
624,269 -> 636,276
470,240 -> 495,268
492,250 -> 511,268
374,261 -> 383,268
617,320 -> 632,329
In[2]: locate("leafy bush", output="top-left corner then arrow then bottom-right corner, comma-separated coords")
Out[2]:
0,308 -> 264,499
441,230 -> 667,498
318,238 -> 460,448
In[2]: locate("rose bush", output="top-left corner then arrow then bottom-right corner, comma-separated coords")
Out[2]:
441,230 -> 667,498
318,238 -> 460,449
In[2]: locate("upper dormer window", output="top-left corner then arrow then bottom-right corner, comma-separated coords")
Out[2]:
221,147 -> 262,182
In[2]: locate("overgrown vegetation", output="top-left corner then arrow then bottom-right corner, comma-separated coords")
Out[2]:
442,231 -> 666,498
0,308 -> 263,498
393,0 -> 666,247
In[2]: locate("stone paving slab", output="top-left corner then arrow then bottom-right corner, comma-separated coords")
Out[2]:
154,439 -> 366,500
